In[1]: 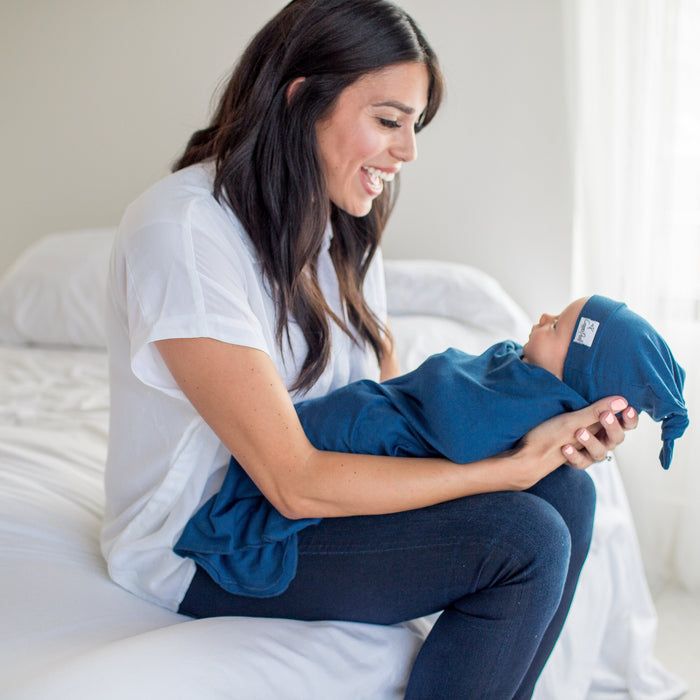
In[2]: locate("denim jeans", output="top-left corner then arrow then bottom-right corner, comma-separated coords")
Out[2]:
179,465 -> 596,699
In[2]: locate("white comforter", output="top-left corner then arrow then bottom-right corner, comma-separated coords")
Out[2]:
0,257 -> 686,699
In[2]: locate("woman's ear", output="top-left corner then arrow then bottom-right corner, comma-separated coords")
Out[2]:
286,77 -> 306,104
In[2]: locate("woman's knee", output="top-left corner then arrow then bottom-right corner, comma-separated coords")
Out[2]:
445,492 -> 572,622
528,465 -> 597,558
463,492 -> 572,584
515,494 -> 573,586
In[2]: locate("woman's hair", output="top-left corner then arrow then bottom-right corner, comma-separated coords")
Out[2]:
175,0 -> 444,392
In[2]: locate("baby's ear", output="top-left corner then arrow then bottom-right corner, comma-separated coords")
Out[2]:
286,77 -> 306,105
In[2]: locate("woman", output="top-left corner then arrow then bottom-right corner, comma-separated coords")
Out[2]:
102,1 -> 638,697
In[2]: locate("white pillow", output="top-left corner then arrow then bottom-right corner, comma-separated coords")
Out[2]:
0,239 -> 529,351
0,229 -> 116,348
389,314 -> 512,373
384,258 -> 531,341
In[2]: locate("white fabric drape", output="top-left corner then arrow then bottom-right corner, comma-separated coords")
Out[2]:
564,0 -> 700,593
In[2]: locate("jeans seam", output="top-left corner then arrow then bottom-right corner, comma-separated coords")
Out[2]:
483,545 -> 528,696
299,539 -> 462,556
482,535 -> 567,696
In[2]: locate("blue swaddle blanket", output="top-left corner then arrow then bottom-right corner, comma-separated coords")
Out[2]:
296,342 -> 587,461
175,341 -> 589,597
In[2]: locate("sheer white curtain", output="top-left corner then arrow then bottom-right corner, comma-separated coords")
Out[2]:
564,0 -> 700,594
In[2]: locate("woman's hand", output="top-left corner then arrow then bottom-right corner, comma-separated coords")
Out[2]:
511,397 -> 639,489
562,399 -> 638,470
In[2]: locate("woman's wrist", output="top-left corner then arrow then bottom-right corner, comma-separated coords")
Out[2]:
458,448 -> 539,493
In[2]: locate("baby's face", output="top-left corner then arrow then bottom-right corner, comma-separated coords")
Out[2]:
522,297 -> 588,379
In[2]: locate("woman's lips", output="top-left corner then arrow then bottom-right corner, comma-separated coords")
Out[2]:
360,166 -> 398,196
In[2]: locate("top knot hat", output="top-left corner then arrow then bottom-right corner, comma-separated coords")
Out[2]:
563,295 -> 688,469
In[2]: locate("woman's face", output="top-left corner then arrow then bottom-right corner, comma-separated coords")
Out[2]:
315,61 -> 429,217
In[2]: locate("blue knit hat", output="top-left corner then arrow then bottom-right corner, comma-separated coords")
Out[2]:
563,295 -> 688,469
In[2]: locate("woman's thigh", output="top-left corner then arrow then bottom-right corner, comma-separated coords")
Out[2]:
179,483 -> 574,624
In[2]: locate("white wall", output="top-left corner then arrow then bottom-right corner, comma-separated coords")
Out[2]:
0,0 -> 572,321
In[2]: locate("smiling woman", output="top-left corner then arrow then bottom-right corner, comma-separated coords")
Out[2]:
101,1 -> 638,698
172,0 -> 444,394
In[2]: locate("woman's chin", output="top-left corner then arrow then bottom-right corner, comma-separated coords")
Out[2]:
336,199 -> 374,218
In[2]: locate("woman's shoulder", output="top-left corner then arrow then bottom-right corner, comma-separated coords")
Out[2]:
122,162 -> 218,227
116,162 -> 254,259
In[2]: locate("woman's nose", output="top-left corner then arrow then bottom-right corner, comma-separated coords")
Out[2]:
392,127 -> 418,163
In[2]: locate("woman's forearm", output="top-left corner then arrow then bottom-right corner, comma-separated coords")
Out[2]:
274,448 -> 520,519
280,391 -> 632,519
156,336 -> 634,521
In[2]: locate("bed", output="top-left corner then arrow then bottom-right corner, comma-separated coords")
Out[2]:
0,229 -> 687,699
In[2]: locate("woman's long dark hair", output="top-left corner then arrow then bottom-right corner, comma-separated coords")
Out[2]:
174,0 -> 444,393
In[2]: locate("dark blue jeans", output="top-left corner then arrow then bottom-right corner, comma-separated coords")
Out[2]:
179,465 -> 596,699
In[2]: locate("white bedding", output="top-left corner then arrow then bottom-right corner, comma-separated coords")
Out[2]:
0,343 -> 431,699
0,232 -> 687,699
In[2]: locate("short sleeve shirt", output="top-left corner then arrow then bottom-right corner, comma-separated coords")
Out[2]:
101,162 -> 386,611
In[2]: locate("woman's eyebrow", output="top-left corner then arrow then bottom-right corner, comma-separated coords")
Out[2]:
371,100 -> 416,115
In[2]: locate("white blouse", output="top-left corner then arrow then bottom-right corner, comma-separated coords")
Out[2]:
101,162 -> 386,611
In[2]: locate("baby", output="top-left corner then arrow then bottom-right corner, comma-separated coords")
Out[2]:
294,294 -> 688,470
176,295 -> 689,592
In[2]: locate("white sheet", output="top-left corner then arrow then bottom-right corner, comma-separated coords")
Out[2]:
0,344 -> 430,699
0,261 -> 687,699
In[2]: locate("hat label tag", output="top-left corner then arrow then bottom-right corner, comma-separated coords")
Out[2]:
574,317 -> 599,347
